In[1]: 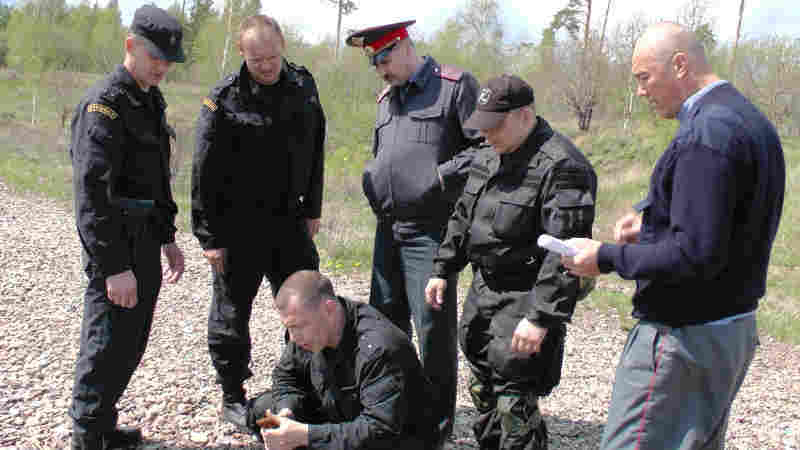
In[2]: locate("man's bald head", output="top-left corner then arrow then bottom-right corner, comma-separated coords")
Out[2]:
631,22 -> 719,119
275,270 -> 336,312
634,22 -> 711,75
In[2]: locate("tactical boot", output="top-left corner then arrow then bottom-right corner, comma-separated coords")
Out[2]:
221,388 -> 262,443
103,427 -> 143,449
71,431 -> 103,450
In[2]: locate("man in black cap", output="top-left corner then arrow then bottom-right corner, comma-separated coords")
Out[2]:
68,5 -> 185,449
345,21 -> 483,441
191,14 -> 325,442
426,74 -> 597,450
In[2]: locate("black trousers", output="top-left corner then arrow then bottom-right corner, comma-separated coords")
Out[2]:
208,219 -> 319,391
69,225 -> 162,433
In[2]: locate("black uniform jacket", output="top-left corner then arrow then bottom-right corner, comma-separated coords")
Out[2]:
363,56 -> 483,226
70,64 -> 178,278
191,60 -> 326,250
433,118 -> 597,326
271,297 -> 442,449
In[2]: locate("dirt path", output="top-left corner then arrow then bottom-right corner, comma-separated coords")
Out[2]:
0,181 -> 798,450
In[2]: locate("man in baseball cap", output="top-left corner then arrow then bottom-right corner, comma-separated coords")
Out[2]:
464,73 -> 535,131
427,74 -> 597,449
130,4 -> 186,63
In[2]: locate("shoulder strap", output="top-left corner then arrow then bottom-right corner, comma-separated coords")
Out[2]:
438,64 -> 464,81
376,85 -> 391,103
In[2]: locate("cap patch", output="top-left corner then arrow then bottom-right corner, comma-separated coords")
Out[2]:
478,88 -> 492,105
87,103 -> 118,120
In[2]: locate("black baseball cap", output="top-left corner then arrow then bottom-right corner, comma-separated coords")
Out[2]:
464,74 -> 535,130
345,20 -> 415,65
130,5 -> 186,63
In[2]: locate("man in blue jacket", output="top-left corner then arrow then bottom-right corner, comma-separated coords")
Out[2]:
345,20 -> 483,439
564,22 -> 785,449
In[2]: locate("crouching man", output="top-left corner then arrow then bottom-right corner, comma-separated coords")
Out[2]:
247,270 -> 447,450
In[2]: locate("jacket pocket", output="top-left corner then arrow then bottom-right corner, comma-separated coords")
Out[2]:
408,106 -> 444,143
492,185 -> 539,240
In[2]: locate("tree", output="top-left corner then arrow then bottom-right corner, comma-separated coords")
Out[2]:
549,0 -> 613,131
730,0 -> 745,81
323,0 -> 356,60
454,0 -> 506,79
675,0 -> 717,53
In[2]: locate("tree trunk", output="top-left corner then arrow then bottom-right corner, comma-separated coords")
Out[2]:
335,0 -> 343,60
730,0 -> 745,81
31,89 -> 37,126
220,0 -> 234,77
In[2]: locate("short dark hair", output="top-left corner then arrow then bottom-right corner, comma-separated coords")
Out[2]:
275,271 -> 336,312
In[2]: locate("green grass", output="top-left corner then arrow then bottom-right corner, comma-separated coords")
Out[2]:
1,70 -> 798,345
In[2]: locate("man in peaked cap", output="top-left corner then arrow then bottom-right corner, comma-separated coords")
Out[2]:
427,74 -> 597,450
68,5 -> 185,449
346,20 -> 484,443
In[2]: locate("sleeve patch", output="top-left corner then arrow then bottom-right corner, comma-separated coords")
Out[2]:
203,97 -> 218,112
87,103 -> 118,120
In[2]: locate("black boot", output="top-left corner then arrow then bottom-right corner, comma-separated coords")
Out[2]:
71,431 -> 103,450
103,427 -> 143,449
221,387 -> 262,443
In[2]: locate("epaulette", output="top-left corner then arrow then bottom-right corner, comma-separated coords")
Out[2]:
288,61 -> 312,77
437,64 -> 464,81
377,85 -> 391,103
98,85 -> 125,104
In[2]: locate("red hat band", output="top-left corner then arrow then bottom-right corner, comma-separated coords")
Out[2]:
365,27 -> 409,56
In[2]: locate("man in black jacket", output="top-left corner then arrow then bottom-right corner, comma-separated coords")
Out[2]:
426,74 -> 597,450
565,22 -> 785,450
191,14 -> 326,438
247,270 -> 445,450
68,5 -> 186,449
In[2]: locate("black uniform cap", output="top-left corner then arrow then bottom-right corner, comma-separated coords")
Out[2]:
345,20 -> 415,65
464,74 -> 535,130
130,5 -> 186,63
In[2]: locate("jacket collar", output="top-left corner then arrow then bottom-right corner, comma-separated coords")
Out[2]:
113,64 -> 166,110
239,59 -> 302,100
500,116 -> 554,168
321,296 -> 357,366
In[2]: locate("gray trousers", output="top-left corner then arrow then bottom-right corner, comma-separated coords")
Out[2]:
600,316 -> 758,450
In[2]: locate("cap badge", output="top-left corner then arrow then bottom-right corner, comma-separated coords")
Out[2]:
170,35 -> 176,46
478,88 -> 492,105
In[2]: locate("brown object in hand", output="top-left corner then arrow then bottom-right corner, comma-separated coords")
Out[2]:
256,410 -> 281,429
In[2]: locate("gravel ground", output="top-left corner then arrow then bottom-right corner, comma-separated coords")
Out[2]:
1,180 -> 798,450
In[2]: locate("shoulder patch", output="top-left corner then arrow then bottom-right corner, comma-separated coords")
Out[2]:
87,103 -> 118,120
202,97 -> 218,112
377,85 -> 391,103
438,64 -> 464,81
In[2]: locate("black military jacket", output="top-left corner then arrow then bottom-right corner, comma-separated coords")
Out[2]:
433,118 -> 597,326
271,297 -> 442,449
362,56 -> 483,227
191,60 -> 326,250
70,64 -> 178,278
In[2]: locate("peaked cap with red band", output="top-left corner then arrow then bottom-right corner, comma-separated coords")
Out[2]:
345,20 -> 415,65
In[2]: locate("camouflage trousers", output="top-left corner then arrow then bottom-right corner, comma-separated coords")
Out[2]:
469,375 -> 548,450
459,276 -> 566,450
